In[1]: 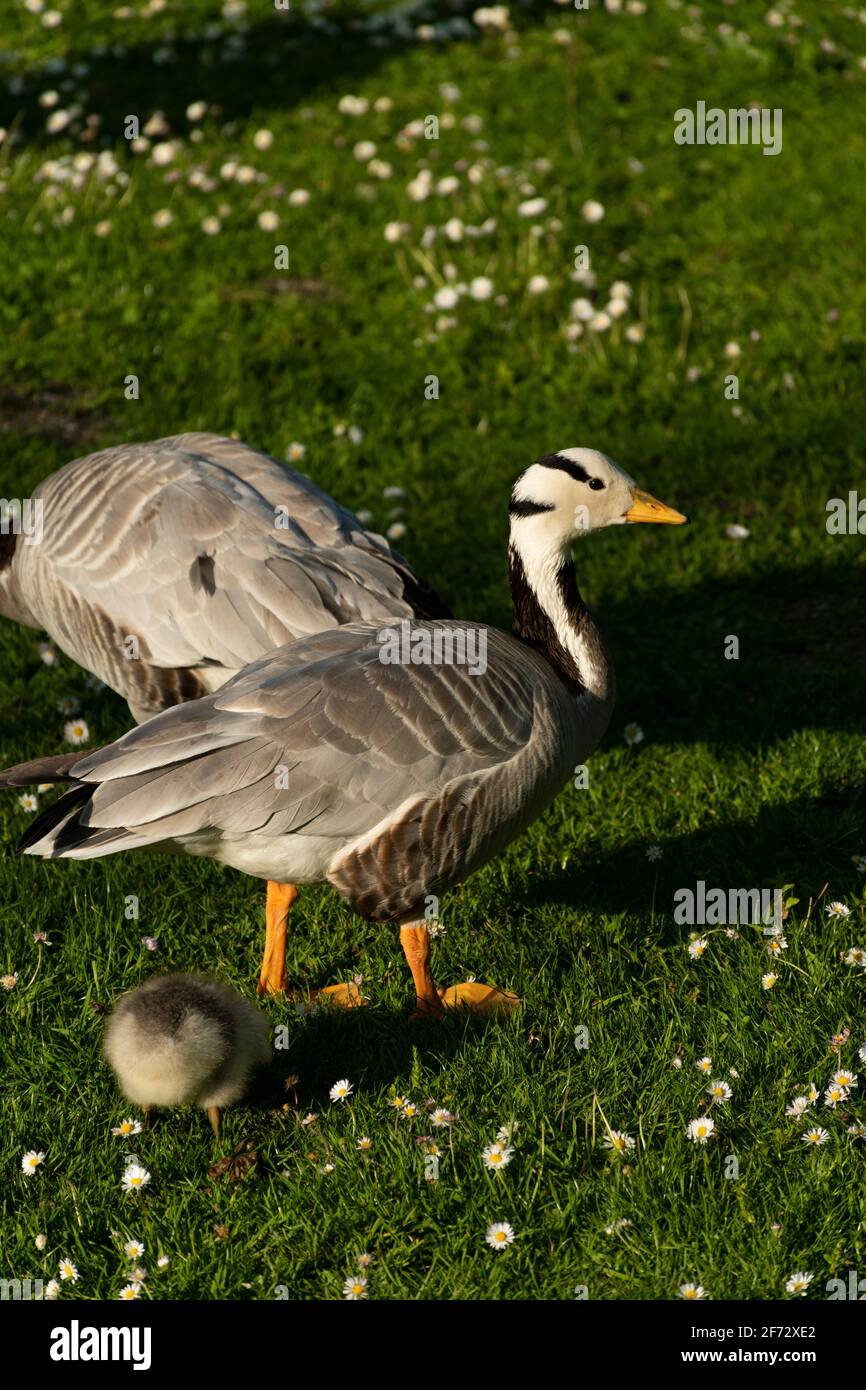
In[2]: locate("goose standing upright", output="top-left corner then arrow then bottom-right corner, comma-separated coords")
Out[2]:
0,432 -> 450,995
0,450 -> 687,1015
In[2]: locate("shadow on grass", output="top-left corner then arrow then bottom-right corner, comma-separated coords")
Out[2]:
1,3 -> 554,152
527,786 -> 865,938
598,555 -> 866,750
252,999 -> 496,1105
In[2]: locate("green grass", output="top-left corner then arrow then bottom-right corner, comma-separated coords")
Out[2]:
1,0 -> 865,1301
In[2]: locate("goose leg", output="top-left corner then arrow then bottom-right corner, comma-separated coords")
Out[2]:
257,881 -> 298,996
400,924 -> 445,1017
207,1105 -> 220,1138
258,881 -> 361,1007
400,923 -> 522,1019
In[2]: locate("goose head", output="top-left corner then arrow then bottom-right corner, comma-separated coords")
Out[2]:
509,448 -> 688,553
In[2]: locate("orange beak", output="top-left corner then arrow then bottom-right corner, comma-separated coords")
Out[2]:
625,488 -> 689,525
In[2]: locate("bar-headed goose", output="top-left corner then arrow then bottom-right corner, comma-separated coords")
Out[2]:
104,973 -> 270,1137
0,449 -> 687,1015
0,431 -> 449,996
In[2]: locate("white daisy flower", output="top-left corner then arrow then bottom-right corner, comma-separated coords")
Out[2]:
343,1275 -> 368,1299
1,973 -> 19,991
603,1130 -> 635,1154
518,196 -> 547,217
121,1164 -> 151,1192
35,1234 -> 48,1251
823,1085 -> 849,1108
18,793 -> 39,812
485,1221 -> 515,1251
688,938 -> 709,960
482,1144 -> 514,1170
604,1218 -> 633,1234
696,1056 -> 713,1074
785,1271 -> 813,1295
64,719 -> 90,746
800,1127 -> 829,1147
119,1283 -> 140,1300
58,1258 -> 79,1282
257,210 -> 279,232
150,141 -> 178,167
581,199 -> 605,223
123,1239 -> 145,1260
112,1118 -> 143,1137
844,947 -> 866,967
22,1149 -> 46,1176
433,286 -> 459,311
686,1117 -> 715,1144
329,1078 -> 353,1103
707,1080 -> 732,1104
468,276 -> 494,301
826,901 -> 851,919
832,1070 -> 858,1089
526,274 -> 549,294
625,324 -> 645,344
288,188 -> 310,206
679,1283 -> 707,1300
785,1096 -> 809,1118
761,972 -> 779,990
285,442 -> 306,462
356,1136 -> 372,1151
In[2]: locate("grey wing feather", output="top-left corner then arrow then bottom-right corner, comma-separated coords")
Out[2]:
23,625 -> 578,920
13,435 -> 448,719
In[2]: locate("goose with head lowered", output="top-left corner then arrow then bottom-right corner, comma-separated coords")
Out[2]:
0,450 -> 687,1016
0,432 -> 450,997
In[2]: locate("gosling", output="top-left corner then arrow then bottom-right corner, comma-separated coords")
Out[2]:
104,973 -> 271,1137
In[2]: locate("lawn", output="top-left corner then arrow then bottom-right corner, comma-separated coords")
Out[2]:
1,0 -> 865,1303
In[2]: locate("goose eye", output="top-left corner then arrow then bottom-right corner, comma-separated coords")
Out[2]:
588,478 -> 605,491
